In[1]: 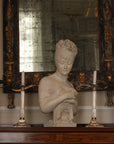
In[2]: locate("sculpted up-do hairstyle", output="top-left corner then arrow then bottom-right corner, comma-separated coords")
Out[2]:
55,39 -> 78,59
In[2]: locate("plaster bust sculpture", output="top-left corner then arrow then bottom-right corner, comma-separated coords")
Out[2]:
39,39 -> 78,127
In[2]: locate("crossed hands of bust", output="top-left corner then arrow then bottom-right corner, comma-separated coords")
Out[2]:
62,87 -> 77,104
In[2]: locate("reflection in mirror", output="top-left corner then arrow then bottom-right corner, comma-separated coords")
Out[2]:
19,0 -> 99,72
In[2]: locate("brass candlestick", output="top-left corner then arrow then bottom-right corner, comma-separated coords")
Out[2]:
14,72 -> 30,127
86,84 -> 104,127
14,85 -> 30,127
86,71 -> 104,127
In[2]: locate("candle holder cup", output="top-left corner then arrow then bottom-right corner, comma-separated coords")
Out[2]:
86,117 -> 104,127
14,117 -> 31,127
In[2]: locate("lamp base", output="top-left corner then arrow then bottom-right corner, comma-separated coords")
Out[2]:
14,117 -> 31,127
86,117 -> 104,127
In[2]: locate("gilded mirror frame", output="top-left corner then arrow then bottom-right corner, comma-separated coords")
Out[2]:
3,0 -> 114,93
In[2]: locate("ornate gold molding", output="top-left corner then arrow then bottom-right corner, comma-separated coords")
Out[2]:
104,0 -> 113,107
78,72 -> 86,83
5,0 -> 14,83
7,93 -> 15,109
105,0 -> 112,59
5,61 -> 14,83
33,73 -> 42,85
104,0 -> 113,81
85,0 -> 98,17
12,85 -> 35,92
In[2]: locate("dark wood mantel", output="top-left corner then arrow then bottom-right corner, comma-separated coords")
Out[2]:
0,125 -> 114,143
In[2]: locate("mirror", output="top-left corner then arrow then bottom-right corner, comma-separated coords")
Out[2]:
3,0 -> 114,93
19,0 -> 100,72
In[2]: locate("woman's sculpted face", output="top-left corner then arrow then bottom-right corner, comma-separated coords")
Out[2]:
55,39 -> 77,76
55,50 -> 74,76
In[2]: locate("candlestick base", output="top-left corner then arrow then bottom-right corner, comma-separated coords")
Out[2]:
86,117 -> 104,127
14,117 -> 31,127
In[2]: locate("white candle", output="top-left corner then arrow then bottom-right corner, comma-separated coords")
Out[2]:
93,71 -> 97,85
92,71 -> 97,118
21,71 -> 25,119
21,71 -> 25,85
20,90 -> 25,119
92,91 -> 96,118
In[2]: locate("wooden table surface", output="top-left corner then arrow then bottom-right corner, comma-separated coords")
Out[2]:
0,124 -> 114,143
